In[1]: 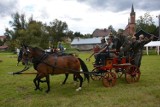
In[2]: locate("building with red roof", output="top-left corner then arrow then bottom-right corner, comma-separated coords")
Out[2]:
0,36 -> 6,42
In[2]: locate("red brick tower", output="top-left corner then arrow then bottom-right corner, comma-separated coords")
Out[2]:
129,4 -> 136,35
123,4 -> 136,36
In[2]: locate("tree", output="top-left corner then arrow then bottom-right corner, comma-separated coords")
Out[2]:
4,12 -> 49,49
108,25 -> 116,36
117,29 -> 124,34
48,19 -> 68,44
4,12 -> 78,50
136,12 -> 157,35
65,30 -> 74,41
26,20 -> 49,48
74,32 -> 83,38
4,12 -> 28,49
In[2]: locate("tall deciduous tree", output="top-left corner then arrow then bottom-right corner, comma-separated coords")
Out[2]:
4,12 -> 50,49
26,20 -> 49,48
136,12 -> 157,36
48,19 -> 68,45
5,12 -> 28,49
108,25 -> 116,36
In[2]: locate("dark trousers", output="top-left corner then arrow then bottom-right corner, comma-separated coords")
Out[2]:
95,53 -> 109,65
134,54 -> 142,67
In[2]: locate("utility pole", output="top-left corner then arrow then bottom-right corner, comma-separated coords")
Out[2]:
156,15 -> 160,40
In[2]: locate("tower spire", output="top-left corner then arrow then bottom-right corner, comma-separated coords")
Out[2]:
130,4 -> 135,16
131,4 -> 134,13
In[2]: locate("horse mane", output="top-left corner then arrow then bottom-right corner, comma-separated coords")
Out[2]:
34,47 -> 45,53
28,46 -> 45,53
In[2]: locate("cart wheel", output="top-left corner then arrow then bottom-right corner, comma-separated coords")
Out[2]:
102,71 -> 117,87
125,65 -> 141,83
90,68 -> 103,80
115,68 -> 125,78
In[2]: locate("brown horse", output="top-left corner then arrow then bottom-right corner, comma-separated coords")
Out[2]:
28,46 -> 90,93
17,47 -> 30,67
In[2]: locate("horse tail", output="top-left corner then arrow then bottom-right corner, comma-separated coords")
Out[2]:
77,58 -> 90,83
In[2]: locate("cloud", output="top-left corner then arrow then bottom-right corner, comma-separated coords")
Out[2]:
0,0 -> 160,35
136,0 -> 160,11
0,0 -> 18,17
77,0 -> 160,12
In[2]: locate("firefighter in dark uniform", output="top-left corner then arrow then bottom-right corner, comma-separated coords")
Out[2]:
95,36 -> 116,65
132,34 -> 154,68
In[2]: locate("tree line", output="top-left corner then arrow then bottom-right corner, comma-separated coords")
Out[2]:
3,12 -> 159,50
4,12 -> 91,50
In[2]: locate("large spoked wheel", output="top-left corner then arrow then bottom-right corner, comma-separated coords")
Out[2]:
125,65 -> 141,83
102,71 -> 117,87
90,68 -> 103,80
114,68 -> 125,78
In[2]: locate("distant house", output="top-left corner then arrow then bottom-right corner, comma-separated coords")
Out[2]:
71,37 -> 101,51
0,45 -> 8,51
0,36 -> 6,42
71,28 -> 111,51
92,28 -> 111,37
0,36 -> 8,51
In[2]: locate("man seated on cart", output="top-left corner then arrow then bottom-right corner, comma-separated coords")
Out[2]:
94,36 -> 117,66
93,37 -> 106,58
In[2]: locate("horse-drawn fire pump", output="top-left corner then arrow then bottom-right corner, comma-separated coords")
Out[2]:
87,45 -> 141,88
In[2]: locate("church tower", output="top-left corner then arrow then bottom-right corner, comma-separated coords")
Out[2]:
129,4 -> 136,36
123,4 -> 136,36
130,4 -> 135,24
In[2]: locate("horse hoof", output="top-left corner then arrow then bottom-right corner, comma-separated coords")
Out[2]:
76,87 -> 82,91
34,88 -> 42,91
61,82 -> 65,85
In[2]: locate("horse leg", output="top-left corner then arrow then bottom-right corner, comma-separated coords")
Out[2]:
24,60 -> 29,68
35,75 -> 50,93
16,58 -> 21,66
62,74 -> 79,86
75,74 -> 83,91
16,61 -> 19,66
45,75 -> 50,93
33,74 -> 39,90
33,74 -> 42,91
73,74 -> 79,82
73,74 -> 80,87
17,60 -> 21,66
62,73 -> 69,85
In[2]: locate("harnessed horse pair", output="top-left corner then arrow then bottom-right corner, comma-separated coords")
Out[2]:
17,46 -> 90,93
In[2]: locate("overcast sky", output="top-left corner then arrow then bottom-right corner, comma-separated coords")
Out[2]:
0,0 -> 160,35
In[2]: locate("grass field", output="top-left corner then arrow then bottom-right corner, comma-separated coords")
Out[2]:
0,52 -> 160,107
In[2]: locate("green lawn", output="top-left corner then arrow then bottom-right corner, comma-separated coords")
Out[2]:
0,52 -> 160,107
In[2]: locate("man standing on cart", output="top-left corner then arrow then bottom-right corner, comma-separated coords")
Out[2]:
132,34 -> 154,68
95,36 -> 116,66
